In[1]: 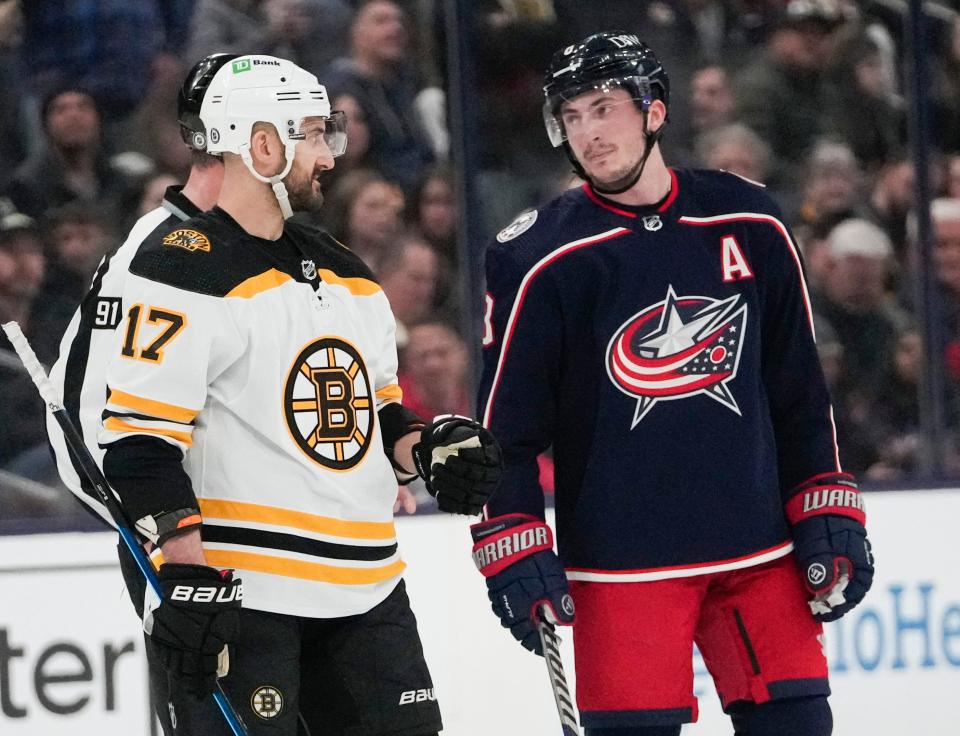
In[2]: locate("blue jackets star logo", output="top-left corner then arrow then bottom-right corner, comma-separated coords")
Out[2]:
605,285 -> 748,427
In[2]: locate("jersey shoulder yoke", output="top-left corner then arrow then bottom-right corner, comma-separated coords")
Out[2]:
678,168 -> 782,219
128,211 -> 272,297
489,188 -> 595,267
284,220 -> 379,284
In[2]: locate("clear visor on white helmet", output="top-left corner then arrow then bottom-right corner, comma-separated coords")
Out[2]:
543,75 -> 653,147
290,111 -> 348,157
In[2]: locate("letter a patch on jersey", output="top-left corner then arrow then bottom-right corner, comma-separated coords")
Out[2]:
720,235 -> 753,282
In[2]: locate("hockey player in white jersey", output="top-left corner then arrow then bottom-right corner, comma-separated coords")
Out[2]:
55,55 -> 502,735
47,53 -> 235,525
48,53 -> 242,733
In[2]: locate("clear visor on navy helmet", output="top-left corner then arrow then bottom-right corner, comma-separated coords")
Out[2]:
542,76 -> 654,147
290,112 -> 348,157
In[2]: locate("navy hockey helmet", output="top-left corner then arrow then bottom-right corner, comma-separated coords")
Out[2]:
178,53 -> 240,151
543,31 -> 669,148
543,31 -> 669,194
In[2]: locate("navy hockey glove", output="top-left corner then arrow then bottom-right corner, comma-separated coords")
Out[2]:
143,564 -> 242,699
471,514 -> 575,655
413,415 -> 503,515
786,474 -> 874,622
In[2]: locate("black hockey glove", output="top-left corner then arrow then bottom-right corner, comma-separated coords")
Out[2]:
412,415 -> 503,515
471,514 -> 575,655
143,563 -> 242,699
785,474 -> 874,622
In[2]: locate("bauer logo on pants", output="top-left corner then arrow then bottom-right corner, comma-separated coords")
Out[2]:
284,336 -> 374,470
399,688 -> 436,705
251,685 -> 283,719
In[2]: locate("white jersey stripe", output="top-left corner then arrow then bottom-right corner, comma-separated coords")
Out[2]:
47,204 -> 179,523
678,213 -> 815,336
678,212 -> 841,471
482,227 -> 630,428
565,540 -> 794,582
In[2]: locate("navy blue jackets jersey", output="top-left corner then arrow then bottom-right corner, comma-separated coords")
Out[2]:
479,168 -> 843,581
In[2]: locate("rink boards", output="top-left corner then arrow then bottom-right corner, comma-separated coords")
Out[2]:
0,488 -> 957,735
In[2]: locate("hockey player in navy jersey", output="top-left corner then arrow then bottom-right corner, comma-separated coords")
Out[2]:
471,32 -> 874,736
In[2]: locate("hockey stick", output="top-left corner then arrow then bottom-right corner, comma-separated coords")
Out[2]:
537,605 -> 581,736
1,321 -> 249,736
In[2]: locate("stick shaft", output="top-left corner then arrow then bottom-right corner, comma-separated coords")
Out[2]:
2,321 -> 58,406
2,321 -> 248,735
537,608 -> 581,736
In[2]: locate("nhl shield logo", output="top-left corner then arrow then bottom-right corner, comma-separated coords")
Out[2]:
642,215 -> 662,232
606,285 -> 748,427
301,259 -> 317,280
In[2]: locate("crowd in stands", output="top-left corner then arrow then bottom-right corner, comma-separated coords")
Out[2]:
3,0 -> 960,525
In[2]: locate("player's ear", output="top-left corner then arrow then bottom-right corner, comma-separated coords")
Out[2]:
249,122 -> 282,171
648,99 -> 668,133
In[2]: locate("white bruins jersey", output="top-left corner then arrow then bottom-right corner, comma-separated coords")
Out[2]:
48,187 -> 200,525
99,207 -> 410,618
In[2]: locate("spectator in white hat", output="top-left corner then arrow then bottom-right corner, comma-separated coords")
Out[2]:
816,217 -> 909,396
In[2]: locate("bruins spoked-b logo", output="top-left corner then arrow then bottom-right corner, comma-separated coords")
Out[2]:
250,685 -> 283,719
606,285 -> 748,428
284,337 -> 374,470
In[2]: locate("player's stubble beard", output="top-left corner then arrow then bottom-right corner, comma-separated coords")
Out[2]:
584,146 -> 646,194
284,163 -> 324,215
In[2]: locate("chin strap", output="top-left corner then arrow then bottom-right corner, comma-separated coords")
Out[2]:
238,142 -> 297,220
591,111 -> 664,195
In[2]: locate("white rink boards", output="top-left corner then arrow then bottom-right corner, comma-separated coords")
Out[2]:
0,488 -> 958,734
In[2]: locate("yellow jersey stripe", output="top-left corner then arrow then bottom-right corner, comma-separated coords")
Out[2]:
204,550 -> 406,585
104,416 -> 193,447
198,498 -> 397,540
318,269 -> 381,296
226,269 -> 293,299
108,389 -> 199,424
375,384 -> 403,402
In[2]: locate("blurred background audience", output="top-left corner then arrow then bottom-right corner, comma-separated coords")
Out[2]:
4,0 -> 960,523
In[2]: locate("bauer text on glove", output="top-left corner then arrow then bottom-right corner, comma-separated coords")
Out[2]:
143,563 -> 242,699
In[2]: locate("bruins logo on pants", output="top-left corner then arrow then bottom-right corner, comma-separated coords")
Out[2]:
284,337 -> 375,470
251,685 -> 283,719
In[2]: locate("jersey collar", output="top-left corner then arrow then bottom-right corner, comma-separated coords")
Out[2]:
162,185 -> 202,222
582,168 -> 679,220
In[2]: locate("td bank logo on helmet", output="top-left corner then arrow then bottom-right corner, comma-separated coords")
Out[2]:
232,58 -> 281,74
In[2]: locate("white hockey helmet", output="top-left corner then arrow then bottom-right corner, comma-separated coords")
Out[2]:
198,55 -> 347,218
